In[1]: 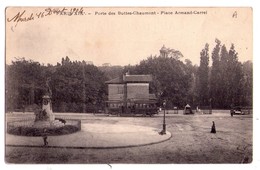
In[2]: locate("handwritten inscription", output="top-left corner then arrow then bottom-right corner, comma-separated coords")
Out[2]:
45,7 -> 85,16
7,10 -> 34,26
7,7 -> 86,27
7,8 -> 208,28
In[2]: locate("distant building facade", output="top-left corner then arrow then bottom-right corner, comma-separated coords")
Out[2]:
102,63 -> 111,67
85,61 -> 93,65
105,73 -> 157,115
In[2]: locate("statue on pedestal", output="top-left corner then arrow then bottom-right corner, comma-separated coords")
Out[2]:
34,78 -> 55,126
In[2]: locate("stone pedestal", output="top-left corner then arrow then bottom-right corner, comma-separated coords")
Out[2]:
42,95 -> 55,121
33,95 -> 64,128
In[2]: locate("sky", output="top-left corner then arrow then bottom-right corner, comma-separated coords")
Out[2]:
6,7 -> 252,66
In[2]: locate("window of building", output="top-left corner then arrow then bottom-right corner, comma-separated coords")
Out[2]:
117,86 -> 123,94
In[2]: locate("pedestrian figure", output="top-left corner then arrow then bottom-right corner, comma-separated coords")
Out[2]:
42,129 -> 48,146
211,121 -> 216,133
230,104 -> 234,117
231,109 -> 234,117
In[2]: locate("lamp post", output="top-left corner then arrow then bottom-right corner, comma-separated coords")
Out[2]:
161,100 -> 167,135
209,98 -> 212,114
93,100 -> 96,115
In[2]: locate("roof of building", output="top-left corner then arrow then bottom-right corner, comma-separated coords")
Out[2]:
105,74 -> 153,84
124,75 -> 152,82
105,77 -> 123,84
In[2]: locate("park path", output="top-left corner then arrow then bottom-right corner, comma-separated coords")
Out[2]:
6,123 -> 171,148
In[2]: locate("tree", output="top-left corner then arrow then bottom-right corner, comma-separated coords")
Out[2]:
218,43 -> 244,108
210,39 -> 222,108
241,61 -> 253,106
197,43 -> 210,106
209,41 -> 245,109
219,44 -> 229,108
98,65 -> 124,80
51,57 -> 107,112
6,57 -> 107,113
227,44 -> 244,107
123,52 -> 193,109
6,58 -> 46,111
6,44 -> 251,112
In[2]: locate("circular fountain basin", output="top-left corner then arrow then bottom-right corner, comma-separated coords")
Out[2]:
7,119 -> 81,136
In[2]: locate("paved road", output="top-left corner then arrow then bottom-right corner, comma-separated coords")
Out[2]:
5,111 -> 253,163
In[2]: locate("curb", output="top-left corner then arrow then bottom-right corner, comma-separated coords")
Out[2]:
6,132 -> 172,149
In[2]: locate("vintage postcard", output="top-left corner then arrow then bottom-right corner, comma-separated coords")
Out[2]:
5,7 -> 253,164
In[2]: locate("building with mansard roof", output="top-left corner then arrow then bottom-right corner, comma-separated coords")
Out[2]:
105,73 -> 157,115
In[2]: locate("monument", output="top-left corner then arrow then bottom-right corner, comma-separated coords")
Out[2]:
33,78 -> 64,128
7,78 -> 81,136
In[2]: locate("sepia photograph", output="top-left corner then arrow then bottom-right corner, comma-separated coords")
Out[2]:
5,7 -> 253,164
